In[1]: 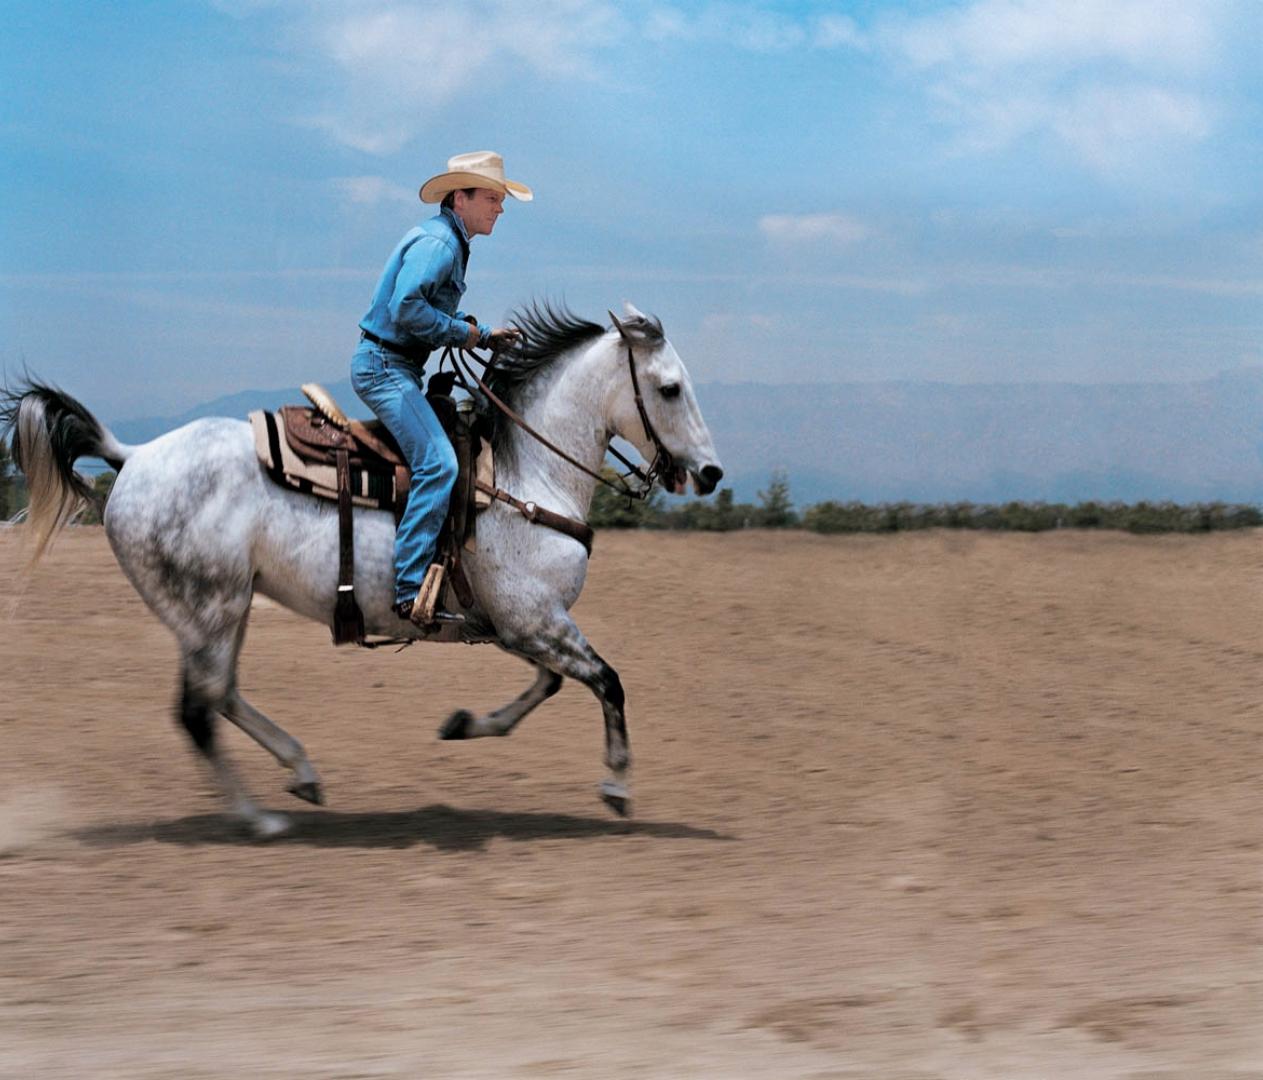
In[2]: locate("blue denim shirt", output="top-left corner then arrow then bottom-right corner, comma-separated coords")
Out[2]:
358,206 -> 491,361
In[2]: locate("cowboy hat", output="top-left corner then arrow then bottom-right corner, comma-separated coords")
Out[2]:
419,150 -> 534,203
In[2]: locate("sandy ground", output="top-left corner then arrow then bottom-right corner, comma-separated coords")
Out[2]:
1,526 -> 1262,1079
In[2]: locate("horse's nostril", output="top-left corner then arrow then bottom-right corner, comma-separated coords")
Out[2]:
701,465 -> 724,487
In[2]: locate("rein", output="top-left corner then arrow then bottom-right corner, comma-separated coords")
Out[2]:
441,337 -> 673,502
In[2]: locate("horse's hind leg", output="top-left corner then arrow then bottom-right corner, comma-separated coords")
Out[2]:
179,642 -> 289,838
438,662 -> 563,740
221,691 -> 324,805
103,435 -> 290,836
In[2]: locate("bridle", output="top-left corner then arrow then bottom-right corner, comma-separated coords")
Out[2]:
618,320 -> 678,495
441,321 -> 677,502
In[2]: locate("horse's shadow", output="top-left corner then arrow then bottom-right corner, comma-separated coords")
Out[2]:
73,803 -> 733,853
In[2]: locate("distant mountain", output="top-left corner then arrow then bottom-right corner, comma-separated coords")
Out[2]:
111,379 -> 372,445
106,370 -> 1263,506
700,371 -> 1263,505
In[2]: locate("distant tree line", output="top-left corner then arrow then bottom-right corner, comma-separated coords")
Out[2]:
588,469 -> 1263,535
0,451 -> 104,523
0,439 -> 20,520
76,472 -> 116,525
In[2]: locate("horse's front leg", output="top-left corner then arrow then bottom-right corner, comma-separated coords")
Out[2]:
499,616 -> 632,817
438,661 -> 563,740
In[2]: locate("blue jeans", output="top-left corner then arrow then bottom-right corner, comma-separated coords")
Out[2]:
351,341 -> 458,604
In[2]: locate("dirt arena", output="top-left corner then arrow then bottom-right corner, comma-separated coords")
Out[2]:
2,526 -> 1261,1079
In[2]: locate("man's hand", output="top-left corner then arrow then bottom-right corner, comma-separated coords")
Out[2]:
487,327 -> 522,350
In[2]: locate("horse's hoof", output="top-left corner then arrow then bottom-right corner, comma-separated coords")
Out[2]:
287,781 -> 324,806
250,812 -> 291,840
438,709 -> 475,740
599,780 -> 632,818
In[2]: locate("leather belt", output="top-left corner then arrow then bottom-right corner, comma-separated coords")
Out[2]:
360,329 -> 426,365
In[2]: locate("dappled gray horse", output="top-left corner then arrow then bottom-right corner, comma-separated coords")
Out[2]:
4,304 -> 723,836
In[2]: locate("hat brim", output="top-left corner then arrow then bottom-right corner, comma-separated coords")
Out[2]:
419,172 -> 534,203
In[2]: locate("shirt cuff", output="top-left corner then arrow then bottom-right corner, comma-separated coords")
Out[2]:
477,323 -> 492,347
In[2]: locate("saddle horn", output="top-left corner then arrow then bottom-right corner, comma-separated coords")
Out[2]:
302,383 -> 352,431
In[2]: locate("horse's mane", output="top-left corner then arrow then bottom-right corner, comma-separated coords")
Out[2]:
487,301 -> 604,397
482,301 -> 602,454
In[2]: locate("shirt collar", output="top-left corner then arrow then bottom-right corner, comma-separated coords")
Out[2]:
441,205 -> 471,245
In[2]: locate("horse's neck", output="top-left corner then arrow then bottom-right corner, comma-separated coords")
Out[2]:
499,343 -> 613,518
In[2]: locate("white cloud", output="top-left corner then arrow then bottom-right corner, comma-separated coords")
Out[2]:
301,117 -> 411,157
891,0 -> 1214,73
760,213 -> 871,246
331,175 -> 417,206
814,15 -> 866,51
644,4 -> 864,52
226,0 -> 1225,175
924,262 -> 1263,297
701,311 -> 778,335
1052,85 -> 1210,172
238,1 -> 625,154
880,0 -> 1225,174
1094,273 -> 1263,297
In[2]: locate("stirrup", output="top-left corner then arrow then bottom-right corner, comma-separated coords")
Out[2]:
392,598 -> 466,627
415,562 -> 446,624
397,563 -> 465,628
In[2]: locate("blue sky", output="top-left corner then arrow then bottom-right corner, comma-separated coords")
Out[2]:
3,0 -> 1261,419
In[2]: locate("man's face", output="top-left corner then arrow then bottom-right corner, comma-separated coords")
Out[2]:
453,188 -> 505,238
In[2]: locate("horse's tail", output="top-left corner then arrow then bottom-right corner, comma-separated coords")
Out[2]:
1,380 -> 134,562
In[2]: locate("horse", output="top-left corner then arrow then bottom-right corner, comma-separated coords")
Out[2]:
3,302 -> 724,837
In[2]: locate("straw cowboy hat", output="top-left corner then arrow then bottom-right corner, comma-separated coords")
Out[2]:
419,150 -> 534,203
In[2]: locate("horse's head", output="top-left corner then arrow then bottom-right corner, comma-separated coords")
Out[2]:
607,304 -> 724,496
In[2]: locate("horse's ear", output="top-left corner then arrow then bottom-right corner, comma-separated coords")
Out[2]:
622,301 -> 647,321
610,307 -> 663,346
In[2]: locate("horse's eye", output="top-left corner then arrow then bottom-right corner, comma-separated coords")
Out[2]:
659,383 -> 681,400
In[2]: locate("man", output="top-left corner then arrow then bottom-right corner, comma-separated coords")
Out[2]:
351,150 -> 531,625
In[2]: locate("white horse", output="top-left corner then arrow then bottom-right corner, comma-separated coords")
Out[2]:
4,303 -> 724,837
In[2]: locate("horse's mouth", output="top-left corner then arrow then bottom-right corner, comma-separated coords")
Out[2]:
672,464 -> 724,496
658,460 -> 723,497
665,464 -> 689,495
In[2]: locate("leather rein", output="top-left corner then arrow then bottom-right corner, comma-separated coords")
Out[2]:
442,334 -> 675,503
